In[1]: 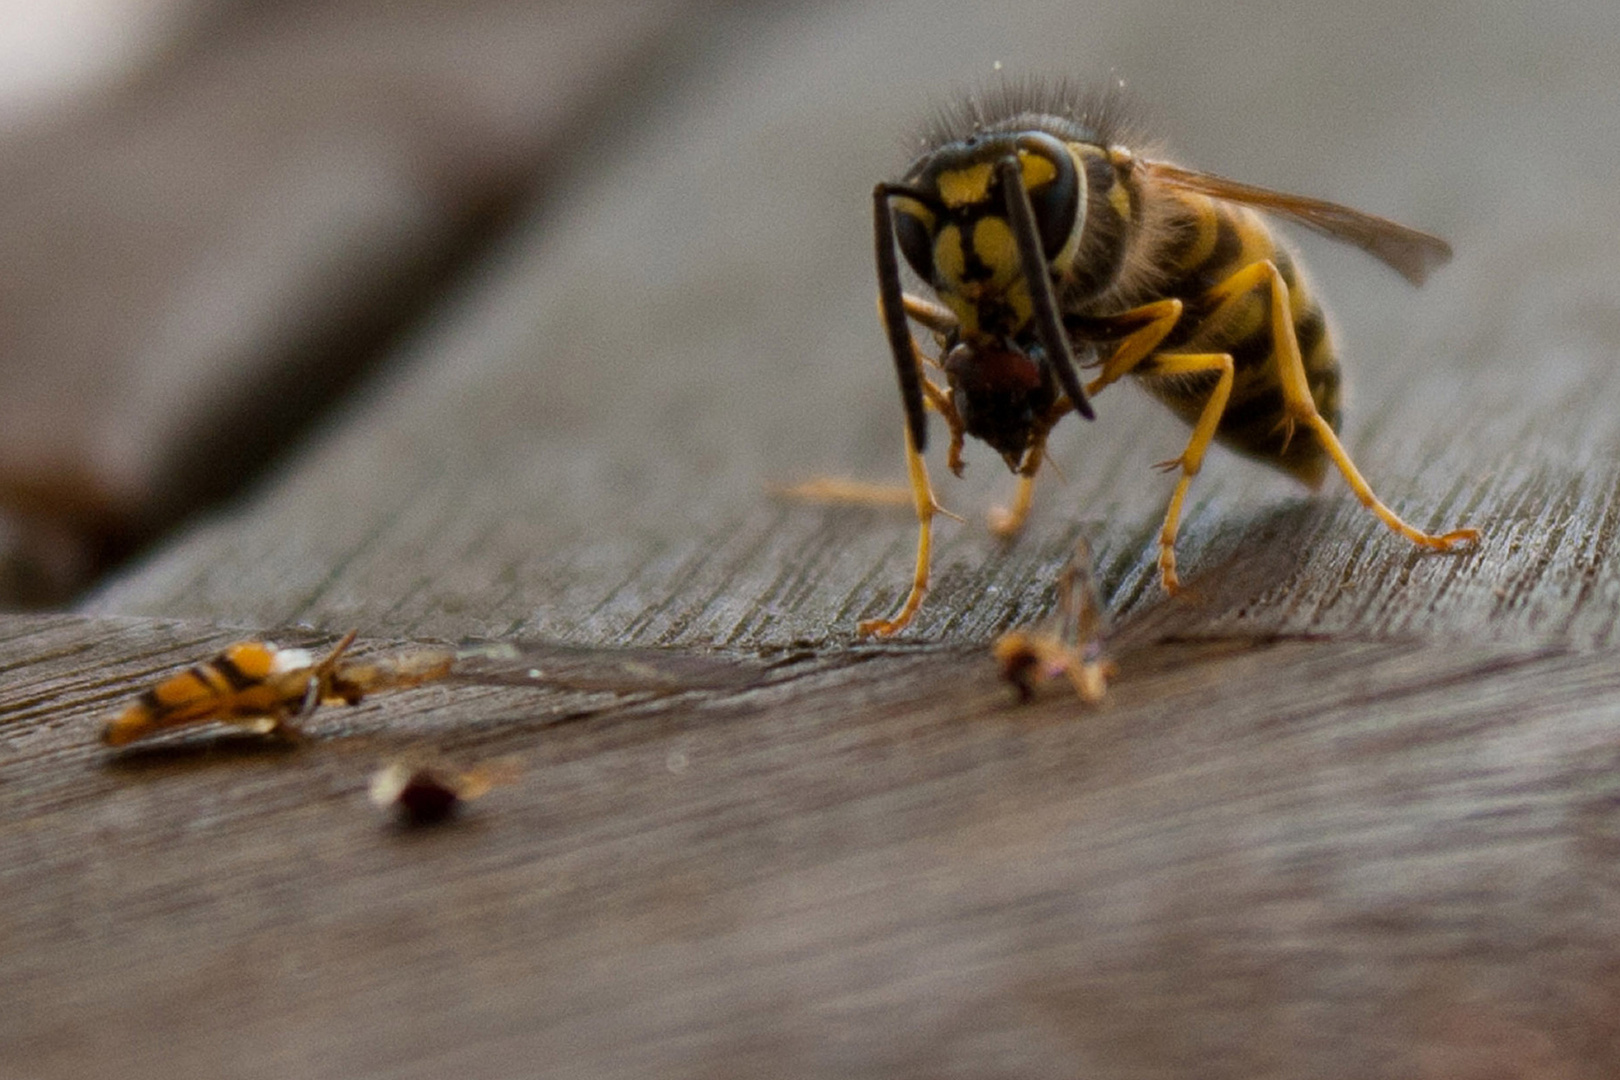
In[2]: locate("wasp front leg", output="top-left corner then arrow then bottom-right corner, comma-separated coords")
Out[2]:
916,349 -> 968,477
857,423 -> 946,638
903,292 -> 967,472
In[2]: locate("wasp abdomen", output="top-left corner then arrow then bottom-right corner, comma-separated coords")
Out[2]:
1139,198 -> 1340,486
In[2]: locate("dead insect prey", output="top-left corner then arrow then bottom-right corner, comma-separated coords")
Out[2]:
101,631 -> 453,747
993,541 -> 1115,702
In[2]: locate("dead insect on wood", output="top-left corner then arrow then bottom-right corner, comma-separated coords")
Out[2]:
368,757 -> 520,826
859,82 -> 1478,637
101,631 -> 454,747
992,541 -> 1115,703
325,645 -> 456,703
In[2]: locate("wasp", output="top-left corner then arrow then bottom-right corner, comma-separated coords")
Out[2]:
857,85 -> 1478,637
101,631 -> 454,747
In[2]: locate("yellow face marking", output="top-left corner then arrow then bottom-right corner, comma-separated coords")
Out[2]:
936,163 -> 994,209
971,217 -> 1019,282
943,294 -> 979,335
1018,149 -> 1057,189
970,217 -> 1035,327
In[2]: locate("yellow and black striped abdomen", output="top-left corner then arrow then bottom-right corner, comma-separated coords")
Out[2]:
1138,196 -> 1339,487
101,641 -> 301,745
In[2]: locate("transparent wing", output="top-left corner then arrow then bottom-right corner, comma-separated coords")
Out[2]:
1141,158 -> 1453,285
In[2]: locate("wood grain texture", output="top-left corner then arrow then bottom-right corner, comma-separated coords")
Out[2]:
6,615 -> 1620,1078
11,1 -> 1620,1077
0,0 -> 698,603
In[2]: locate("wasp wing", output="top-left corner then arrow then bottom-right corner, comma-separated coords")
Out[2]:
1141,159 -> 1453,286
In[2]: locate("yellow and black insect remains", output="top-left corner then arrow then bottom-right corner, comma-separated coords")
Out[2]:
859,84 -> 1478,637
101,631 -> 454,747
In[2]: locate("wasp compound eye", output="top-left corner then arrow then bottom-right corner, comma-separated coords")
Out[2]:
1015,135 -> 1081,260
893,203 -> 936,282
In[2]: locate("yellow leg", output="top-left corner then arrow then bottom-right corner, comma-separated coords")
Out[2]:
1137,353 -> 1236,593
857,425 -> 944,638
1083,298 -> 1184,396
903,293 -> 958,335
985,296 -> 1181,542
916,351 -> 968,476
1243,259 -> 1479,552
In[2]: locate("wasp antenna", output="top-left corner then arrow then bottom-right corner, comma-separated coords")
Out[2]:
874,183 -> 929,452
995,157 -> 1094,421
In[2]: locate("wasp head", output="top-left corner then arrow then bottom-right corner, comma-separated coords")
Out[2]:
893,130 -> 1083,341
874,128 -> 1094,460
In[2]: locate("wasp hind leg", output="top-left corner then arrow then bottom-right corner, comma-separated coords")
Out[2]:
1246,259 -> 1480,554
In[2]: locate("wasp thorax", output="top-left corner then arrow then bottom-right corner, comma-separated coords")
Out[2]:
944,340 -> 1057,466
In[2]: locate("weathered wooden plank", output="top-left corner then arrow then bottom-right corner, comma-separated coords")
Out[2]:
5,615 -> 1620,1078
16,2 -> 1620,1078
80,0 -> 1620,654
0,0 -> 702,603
